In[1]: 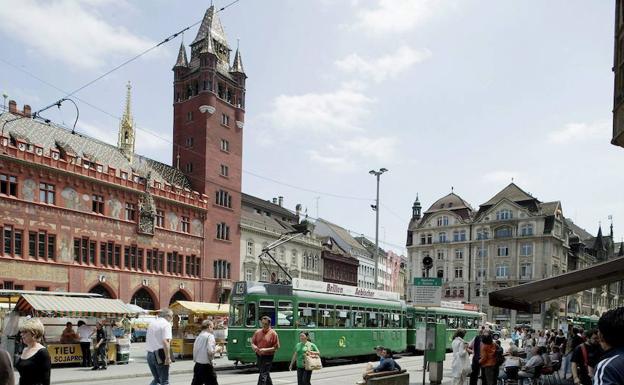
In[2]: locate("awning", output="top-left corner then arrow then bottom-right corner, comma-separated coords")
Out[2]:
15,294 -> 139,318
489,256 -> 624,313
170,301 -> 229,316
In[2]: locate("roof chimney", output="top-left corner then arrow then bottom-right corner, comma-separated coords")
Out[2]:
278,196 -> 283,207
272,197 -> 277,204
8,100 -> 17,114
23,105 -> 31,117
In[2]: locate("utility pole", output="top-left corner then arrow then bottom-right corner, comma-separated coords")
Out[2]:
369,168 -> 388,290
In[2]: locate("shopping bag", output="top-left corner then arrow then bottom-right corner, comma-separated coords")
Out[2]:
304,352 -> 322,371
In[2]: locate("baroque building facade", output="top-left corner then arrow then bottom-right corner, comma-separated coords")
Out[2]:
239,194 -> 323,282
407,183 -> 570,325
0,5 -> 244,306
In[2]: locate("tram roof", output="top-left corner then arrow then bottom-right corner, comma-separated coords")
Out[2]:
489,256 -> 624,313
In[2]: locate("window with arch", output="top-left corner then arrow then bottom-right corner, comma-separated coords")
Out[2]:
520,224 -> 534,236
496,209 -> 512,220
495,226 -> 512,238
437,216 -> 449,226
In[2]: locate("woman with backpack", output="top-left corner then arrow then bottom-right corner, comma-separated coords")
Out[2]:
289,332 -> 320,385
479,334 -> 497,385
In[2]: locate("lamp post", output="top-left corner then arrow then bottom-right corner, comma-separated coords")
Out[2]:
369,168 -> 388,290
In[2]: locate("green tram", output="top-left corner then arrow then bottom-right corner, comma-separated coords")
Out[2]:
228,279 -> 485,364
405,306 -> 486,352
571,315 -> 599,331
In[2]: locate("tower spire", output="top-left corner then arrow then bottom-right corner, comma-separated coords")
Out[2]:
118,81 -> 135,162
173,41 -> 189,68
231,38 -> 245,75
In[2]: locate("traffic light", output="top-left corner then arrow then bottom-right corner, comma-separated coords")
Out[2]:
422,256 -> 433,270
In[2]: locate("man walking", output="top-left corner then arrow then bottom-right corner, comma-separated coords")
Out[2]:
191,320 -> 218,385
146,309 -> 174,385
594,307 -> 624,385
77,320 -> 93,367
92,321 -> 108,370
251,315 -> 280,385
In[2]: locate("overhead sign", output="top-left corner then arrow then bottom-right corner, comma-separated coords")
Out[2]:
292,278 -> 400,301
413,278 -> 442,307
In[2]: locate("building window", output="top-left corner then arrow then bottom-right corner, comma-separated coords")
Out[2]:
186,111 -> 194,122
476,229 -> 489,240
245,269 -> 253,281
185,162 -> 193,173
216,222 -> 230,240
220,164 -> 229,177
520,263 -> 532,279
92,194 -> 104,214
437,269 -> 444,278
438,232 -> 447,243
520,243 -> 533,256
186,137 -> 194,147
0,175 -> 18,197
496,264 -> 509,279
420,235 -> 426,245
437,216 -> 449,226
215,190 -> 232,208
291,250 -> 297,265
2,226 -> 22,257
74,237 -> 94,264
246,241 -> 254,256
452,230 -> 467,242
455,249 -> 463,259
213,260 -> 231,279
477,268 -> 486,279
181,216 -> 190,233
477,247 -> 488,258
426,234 -> 432,244
156,210 -> 165,228
520,224 -> 534,236
125,203 -> 136,221
437,250 -> 444,260
496,209 -> 512,220
220,139 -> 230,152
455,268 -> 463,279
497,245 -> 509,257
39,183 -> 55,204
495,226 -> 512,238
221,113 -> 230,126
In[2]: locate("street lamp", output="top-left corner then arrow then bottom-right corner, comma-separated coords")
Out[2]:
369,168 -> 388,290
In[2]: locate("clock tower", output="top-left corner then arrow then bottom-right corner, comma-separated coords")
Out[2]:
172,5 -> 246,301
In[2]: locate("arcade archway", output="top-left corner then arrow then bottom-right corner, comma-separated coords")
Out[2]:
89,284 -> 114,299
169,290 -> 190,305
130,288 -> 156,310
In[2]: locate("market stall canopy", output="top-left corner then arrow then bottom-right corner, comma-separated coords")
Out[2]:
489,256 -> 624,313
126,303 -> 149,315
170,301 -> 229,316
15,294 -> 139,318
0,290 -> 99,305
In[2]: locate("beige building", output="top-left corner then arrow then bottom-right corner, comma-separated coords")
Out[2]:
239,194 -> 323,282
407,183 -> 569,326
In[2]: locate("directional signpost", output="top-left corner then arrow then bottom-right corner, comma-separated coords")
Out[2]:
413,277 -> 442,385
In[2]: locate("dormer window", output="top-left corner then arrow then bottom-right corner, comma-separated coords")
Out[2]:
496,209 -> 512,220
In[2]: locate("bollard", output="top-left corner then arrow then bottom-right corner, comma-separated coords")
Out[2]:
428,362 -> 443,385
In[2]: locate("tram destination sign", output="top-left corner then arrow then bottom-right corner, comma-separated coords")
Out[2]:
413,278 -> 442,307
292,278 -> 400,301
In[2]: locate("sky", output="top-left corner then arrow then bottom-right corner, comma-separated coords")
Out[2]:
0,0 -> 622,255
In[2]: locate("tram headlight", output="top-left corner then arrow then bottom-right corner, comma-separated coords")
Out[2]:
231,338 -> 238,344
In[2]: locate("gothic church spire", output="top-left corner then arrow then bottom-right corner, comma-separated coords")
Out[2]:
118,81 -> 135,162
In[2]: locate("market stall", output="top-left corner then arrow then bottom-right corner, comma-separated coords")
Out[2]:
169,301 -> 229,359
11,294 -> 138,365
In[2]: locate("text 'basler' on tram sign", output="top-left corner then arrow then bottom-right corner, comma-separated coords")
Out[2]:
413,278 -> 442,307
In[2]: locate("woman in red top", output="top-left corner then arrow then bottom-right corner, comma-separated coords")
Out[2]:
479,334 -> 497,385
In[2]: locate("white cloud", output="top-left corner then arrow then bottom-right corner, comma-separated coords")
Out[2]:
335,46 -> 431,83
307,136 -> 398,172
0,0 -> 154,69
265,85 -> 374,134
548,120 -> 610,143
350,0 -> 441,35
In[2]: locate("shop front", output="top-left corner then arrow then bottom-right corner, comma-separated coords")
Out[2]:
169,301 -> 229,359
5,293 -> 138,366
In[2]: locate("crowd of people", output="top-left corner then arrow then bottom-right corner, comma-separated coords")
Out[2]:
451,306 -> 624,385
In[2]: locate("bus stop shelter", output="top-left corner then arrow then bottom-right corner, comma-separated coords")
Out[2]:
489,257 -> 624,313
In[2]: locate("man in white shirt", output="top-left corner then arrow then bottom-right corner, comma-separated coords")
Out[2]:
146,309 -> 173,385
191,320 -> 218,385
77,320 -> 94,367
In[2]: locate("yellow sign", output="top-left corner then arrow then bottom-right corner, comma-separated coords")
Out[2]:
171,338 -> 184,353
48,344 -> 82,364
338,336 -> 346,348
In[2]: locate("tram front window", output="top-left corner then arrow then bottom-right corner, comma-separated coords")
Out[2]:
231,302 -> 244,326
259,300 -> 276,326
246,303 -> 257,327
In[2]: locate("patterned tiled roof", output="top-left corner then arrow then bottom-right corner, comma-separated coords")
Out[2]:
0,112 -> 192,189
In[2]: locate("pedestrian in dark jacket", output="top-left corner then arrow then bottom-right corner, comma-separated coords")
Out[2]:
594,307 -> 624,385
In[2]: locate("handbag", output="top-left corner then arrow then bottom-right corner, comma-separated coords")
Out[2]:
303,343 -> 322,371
